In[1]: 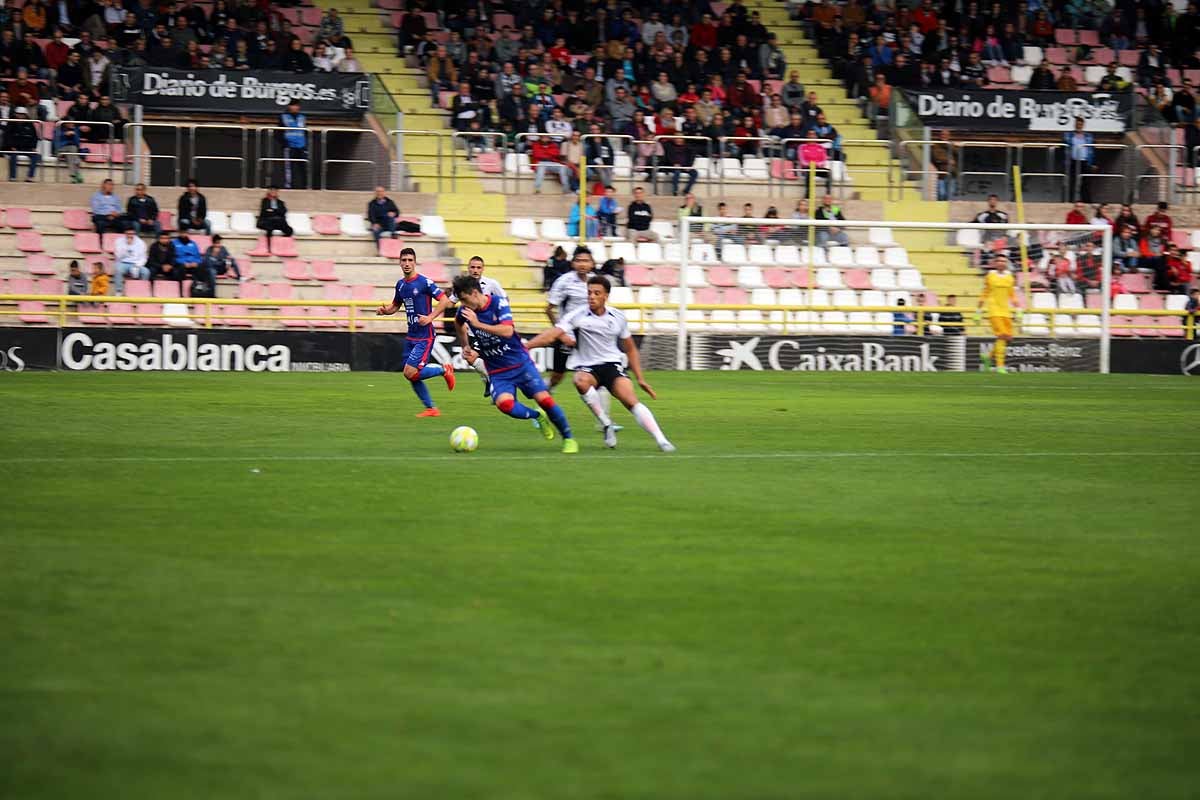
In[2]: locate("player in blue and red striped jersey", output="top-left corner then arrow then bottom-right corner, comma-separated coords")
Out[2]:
451,274 -> 578,453
376,247 -> 456,417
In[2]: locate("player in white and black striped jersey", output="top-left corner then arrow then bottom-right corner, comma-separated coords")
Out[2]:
528,274 -> 675,452
449,256 -> 506,396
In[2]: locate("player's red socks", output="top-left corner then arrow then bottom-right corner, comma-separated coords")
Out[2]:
537,396 -> 557,410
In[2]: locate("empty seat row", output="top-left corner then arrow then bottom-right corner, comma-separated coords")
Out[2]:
618,264 -> 926,291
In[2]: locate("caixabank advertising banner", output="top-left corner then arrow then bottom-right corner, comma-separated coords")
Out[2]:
689,334 -> 968,371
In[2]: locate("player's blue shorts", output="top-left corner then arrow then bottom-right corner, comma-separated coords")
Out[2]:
489,359 -> 548,401
402,335 -> 434,370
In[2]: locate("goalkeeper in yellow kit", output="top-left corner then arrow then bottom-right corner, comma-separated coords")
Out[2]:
977,254 -> 1017,373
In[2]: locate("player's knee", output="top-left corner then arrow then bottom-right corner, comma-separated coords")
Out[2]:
496,396 -> 515,414
536,395 -> 557,410
403,368 -> 419,381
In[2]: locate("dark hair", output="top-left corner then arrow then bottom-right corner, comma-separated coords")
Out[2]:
587,274 -> 611,292
212,234 -> 222,243
399,247 -> 417,259
186,178 -> 197,186
452,274 -> 481,297
897,298 -> 907,305
552,245 -> 566,259
467,255 -> 485,265
572,245 -> 593,260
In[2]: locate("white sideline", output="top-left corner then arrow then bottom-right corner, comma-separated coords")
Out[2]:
0,451 -> 1184,464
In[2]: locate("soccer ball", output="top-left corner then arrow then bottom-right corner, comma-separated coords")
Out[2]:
449,426 -> 479,453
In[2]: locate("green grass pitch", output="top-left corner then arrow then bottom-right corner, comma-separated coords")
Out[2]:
2,371 -> 1198,799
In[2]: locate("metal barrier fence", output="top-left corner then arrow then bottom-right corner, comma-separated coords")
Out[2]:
1,295 -> 1193,340
254,126 -> 313,190
0,117 -> 116,184
388,128 -> 447,193
451,130 -> 508,193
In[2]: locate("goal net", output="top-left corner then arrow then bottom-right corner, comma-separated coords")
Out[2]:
618,214 -> 1119,374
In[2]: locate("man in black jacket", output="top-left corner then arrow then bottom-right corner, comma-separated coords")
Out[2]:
366,185 -> 420,244
3,108 -> 40,181
146,231 -> 180,294
176,179 -> 211,234
126,183 -> 161,236
257,187 -> 294,247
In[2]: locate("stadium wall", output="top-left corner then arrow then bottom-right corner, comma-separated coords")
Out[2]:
0,328 -> 1195,376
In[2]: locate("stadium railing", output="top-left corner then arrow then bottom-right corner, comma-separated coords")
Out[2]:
2,296 -> 1194,340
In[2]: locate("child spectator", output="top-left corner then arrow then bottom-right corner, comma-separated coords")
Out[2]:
1048,248 -> 1077,295
1166,245 -> 1193,294
1114,225 -> 1140,273
1185,288 -> 1200,318
66,260 -> 89,295
202,235 -> 244,282
89,261 -> 110,296
598,186 -> 620,236
1077,240 -> 1103,294
892,297 -> 913,336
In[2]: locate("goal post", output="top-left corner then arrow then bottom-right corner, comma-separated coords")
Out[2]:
673,215 -> 1114,374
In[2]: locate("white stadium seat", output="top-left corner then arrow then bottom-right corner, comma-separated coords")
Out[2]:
510,218 -> 538,239
614,153 -> 632,178
230,211 -> 258,234
720,157 -> 742,179
637,242 -> 663,264
956,229 -> 982,248
586,242 -> 607,263
504,152 -> 532,174
897,269 -> 925,290
868,227 -> 896,246
854,246 -> 880,267
884,247 -> 911,267
610,241 -> 636,261
870,269 -> 898,290
206,211 -> 231,234
286,212 -> 313,236
690,243 -> 718,264
339,213 -> 369,236
721,243 -> 748,264
747,244 -> 775,265
686,266 -> 708,287
1075,314 -> 1101,336
1113,295 -> 1139,312
832,289 -> 858,307
1032,293 -> 1058,310
650,220 -> 676,240
742,158 -> 769,180
774,245 -> 802,266
692,158 -> 713,178
886,291 -> 912,307
737,266 -> 766,289
821,310 -> 848,333
798,246 -> 829,267
828,246 -> 854,267
663,242 -> 682,262
419,215 -> 447,238
1023,313 -> 1049,335
815,267 -> 843,289
540,218 -> 567,240
1010,65 -> 1033,84
750,288 -> 783,330
1023,46 -> 1044,65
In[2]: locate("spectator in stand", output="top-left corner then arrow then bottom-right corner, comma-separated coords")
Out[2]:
202,235 -> 244,283
52,121 -> 84,184
626,186 -> 657,242
1145,202 -> 1173,236
760,32 -> 786,80
312,43 -> 334,72
90,179 -> 127,233
66,260 -> 88,296
566,192 -> 599,239
782,71 -> 806,110
543,245 -> 570,291
1166,245 -> 1193,294
367,186 -> 418,244
598,186 -> 621,236
1065,201 -> 1089,226
282,38 -> 313,73
583,124 -> 615,187
815,195 -> 849,247
868,73 -> 891,114
146,231 -> 179,293
1064,118 -> 1095,203
338,47 -> 362,73
112,229 -> 149,294
939,294 -> 965,336
56,51 -> 86,99
530,135 -> 573,193
9,68 -> 42,114
126,183 -> 160,237
1114,225 -> 1140,272
932,129 -> 957,200
799,91 -> 823,127
1137,43 -> 1167,88
1186,117 -> 1200,180
1098,63 -> 1130,92
1077,240 -> 1103,295
89,95 -> 125,142
974,194 -> 1010,246
173,231 -> 203,283
1027,63 -> 1056,90
175,180 -> 211,235
799,130 -> 831,194
257,187 -> 293,246
892,298 -> 913,336
1048,247 -> 1077,295
660,135 -> 697,196
1092,203 -> 1115,230
3,107 -> 38,181
278,100 -> 307,189
1140,224 -> 1170,289
544,106 -> 573,138
1055,66 -> 1079,91
84,48 -> 110,99
426,45 -> 457,103
89,261 -> 110,297
451,81 -> 483,132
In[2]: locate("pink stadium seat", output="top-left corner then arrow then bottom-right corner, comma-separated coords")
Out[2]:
424,262 -> 449,283
266,283 -> 293,300
843,269 -> 871,290
379,238 -> 404,259
525,241 -> 552,262
1171,229 -> 1190,249
476,151 -> 503,173
1085,293 -> 1103,309
1053,29 -> 1077,46
764,268 -> 793,289
233,256 -> 255,282
351,285 -> 376,304
74,232 -> 102,254
1118,50 -> 1139,66
269,237 -> 298,257
723,288 -> 749,305
247,237 -> 272,257
312,214 -> 340,235
390,11 -> 405,27
102,232 -> 121,253
190,235 -> 212,252
1120,273 -> 1151,293
238,282 -> 265,301
6,208 -> 34,229
707,267 -> 737,287
152,280 -> 183,298
1044,47 -> 1070,64
77,303 -> 108,325
221,305 -> 253,327
125,279 -> 152,297
1078,29 -> 1100,46
135,303 -> 164,325
625,264 -> 654,286
300,7 -> 322,26
26,254 -> 55,275
770,158 -> 797,180
1140,293 -> 1165,310
790,268 -> 810,287
62,208 -> 92,230
18,302 -> 48,323
158,210 -> 175,231
283,260 -> 311,280
312,260 -> 337,281
654,267 -> 678,287
694,287 -> 720,305
1186,69 -> 1200,86
9,277 -> 34,294
1088,48 -> 1114,65
1133,315 -> 1159,337
84,143 -> 112,164
397,216 -> 423,236
987,66 -> 1011,84
36,278 -> 61,294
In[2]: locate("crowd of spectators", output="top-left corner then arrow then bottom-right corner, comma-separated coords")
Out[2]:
405,0 -> 854,192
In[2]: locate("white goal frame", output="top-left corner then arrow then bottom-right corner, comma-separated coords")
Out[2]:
677,217 -> 1113,373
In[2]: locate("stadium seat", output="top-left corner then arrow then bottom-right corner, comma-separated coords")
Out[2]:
610,286 -> 638,328
18,300 -> 48,323
956,229 -> 982,248
1022,313 -> 1049,335
541,218 -> 568,240
625,264 -> 653,286
815,267 -> 844,289
708,267 -> 737,288
897,269 -> 925,290
868,227 -> 896,247
74,233 -> 102,254
419,216 -> 447,238
584,242 -> 607,263
524,241 -> 552,262
790,268 -> 810,288
844,268 -> 873,291
1075,314 -> 1101,337
339,214 -> 369,236
247,237 -> 271,257
663,242 -> 682,263
162,302 -> 194,328
777,288 -> 808,330
510,218 -> 538,239
26,254 -> 55,275
654,266 -> 679,287
237,282 -> 265,301
828,246 -> 854,267
774,245 -> 801,266
801,247 -> 830,267
379,238 -> 405,259
312,261 -> 337,282
1032,293 -> 1059,310
1165,294 -> 1189,312
868,268 -> 897,291
854,246 -> 881,267
283,260 -> 311,281
737,266 -> 767,289
229,212 -> 257,234
63,208 -> 91,230
207,211 -> 231,234
637,242 -> 664,264
1010,65 -> 1033,84
742,158 -> 769,181
286,213 -> 314,236
269,237 -> 298,257
265,283 -> 293,302
613,152 -> 633,178
424,262 -> 450,283
690,243 -> 718,264
720,157 -> 742,179
610,241 -> 636,261
312,214 -> 340,235
5,207 -> 33,228
151,280 -> 183,299
721,243 -> 748,265
747,244 -> 775,265
764,267 -> 793,289
503,152 -> 532,175
883,247 -> 911,267
686,266 -> 709,288
650,221 -> 676,240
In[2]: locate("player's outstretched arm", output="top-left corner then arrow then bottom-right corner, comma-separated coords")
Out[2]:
526,325 -> 567,349
376,300 -> 400,316
621,336 -> 656,400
